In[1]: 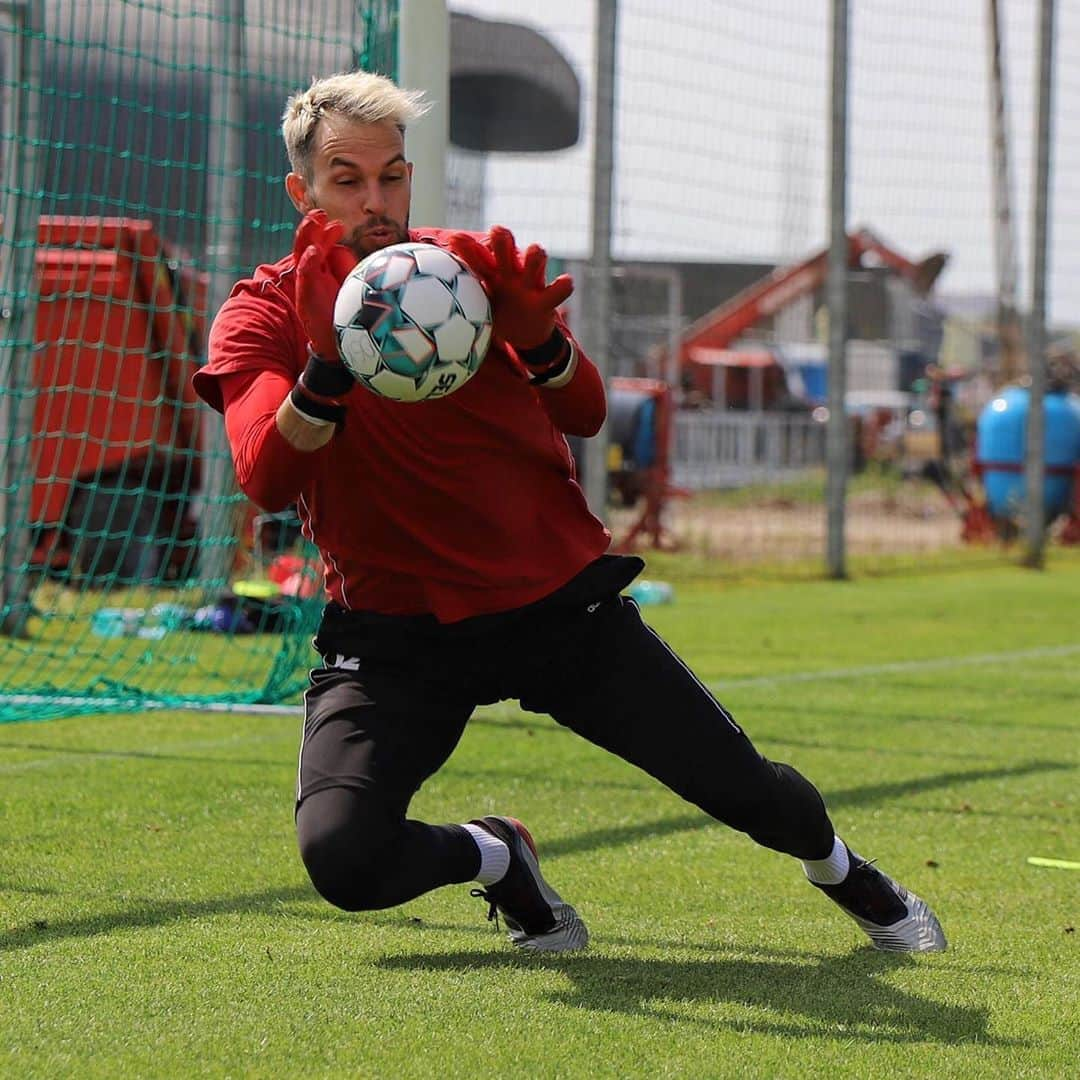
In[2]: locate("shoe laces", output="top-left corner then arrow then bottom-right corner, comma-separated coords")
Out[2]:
470,887 -> 501,931
837,857 -> 909,924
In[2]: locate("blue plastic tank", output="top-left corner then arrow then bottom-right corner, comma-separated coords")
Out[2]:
976,386 -> 1080,519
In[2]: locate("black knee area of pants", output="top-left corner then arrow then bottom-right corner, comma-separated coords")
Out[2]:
724,758 -> 834,859
296,787 -> 400,911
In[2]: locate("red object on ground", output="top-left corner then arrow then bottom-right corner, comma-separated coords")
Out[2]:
27,217 -> 206,562
966,458 -> 1080,545
266,554 -> 308,584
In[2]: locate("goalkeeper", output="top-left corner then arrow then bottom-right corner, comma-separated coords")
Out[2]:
192,70 -> 945,955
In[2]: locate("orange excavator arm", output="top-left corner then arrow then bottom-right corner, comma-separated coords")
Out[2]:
849,227 -> 947,296
667,228 -> 948,369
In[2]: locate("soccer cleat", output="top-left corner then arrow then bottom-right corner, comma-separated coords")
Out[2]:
469,816 -> 589,953
812,847 -> 947,953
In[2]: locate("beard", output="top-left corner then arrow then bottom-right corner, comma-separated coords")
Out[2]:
343,215 -> 410,259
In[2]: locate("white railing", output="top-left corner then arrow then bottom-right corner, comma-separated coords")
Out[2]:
672,409 -> 826,490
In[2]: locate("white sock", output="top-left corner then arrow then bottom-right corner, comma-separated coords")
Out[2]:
464,823 -> 510,885
802,836 -> 851,885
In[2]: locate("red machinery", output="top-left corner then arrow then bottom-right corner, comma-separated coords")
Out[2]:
609,230 -> 948,549
958,459 -> 1080,544
663,227 -> 948,403
28,217 -> 207,578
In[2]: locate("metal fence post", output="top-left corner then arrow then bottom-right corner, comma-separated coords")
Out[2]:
825,0 -> 849,579
986,0 -> 1024,386
581,0 -> 617,522
1023,0 -> 1055,569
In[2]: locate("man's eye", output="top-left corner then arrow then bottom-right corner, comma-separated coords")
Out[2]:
336,178 -> 356,186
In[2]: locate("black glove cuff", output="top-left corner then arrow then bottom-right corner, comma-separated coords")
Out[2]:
529,339 -> 577,387
301,347 -> 356,398
290,383 -> 347,427
517,328 -> 568,370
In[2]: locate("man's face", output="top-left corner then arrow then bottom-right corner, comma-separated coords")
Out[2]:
286,113 -> 412,259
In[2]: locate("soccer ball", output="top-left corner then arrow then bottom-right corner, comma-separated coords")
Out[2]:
333,242 -> 492,402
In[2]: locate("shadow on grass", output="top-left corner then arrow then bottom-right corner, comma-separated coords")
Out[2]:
0,883 -> 59,897
822,760 -> 1072,810
0,885 -> 317,953
534,759 -> 1069,859
376,947 -> 1007,1046
364,913 -> 1032,979
0,740 -> 287,769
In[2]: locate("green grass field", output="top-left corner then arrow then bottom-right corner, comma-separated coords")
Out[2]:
2,561 -> 1078,1078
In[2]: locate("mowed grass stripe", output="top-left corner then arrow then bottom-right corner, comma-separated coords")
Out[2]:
713,641 -> 1080,688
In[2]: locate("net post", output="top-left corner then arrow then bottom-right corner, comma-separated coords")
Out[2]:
397,0 -> 449,229
0,0 -> 44,637
197,0 -> 248,593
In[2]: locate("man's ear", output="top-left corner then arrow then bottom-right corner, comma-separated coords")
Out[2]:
286,172 -> 314,213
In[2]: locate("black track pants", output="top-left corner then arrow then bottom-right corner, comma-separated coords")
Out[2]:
295,592 -> 835,911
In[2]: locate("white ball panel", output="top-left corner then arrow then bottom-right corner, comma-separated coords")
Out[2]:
333,275 -> 370,328
453,273 -> 491,324
365,366 -> 426,402
433,313 -> 477,363
399,276 -> 455,327
338,325 -> 382,377
473,323 -> 493,365
372,251 -> 418,290
412,245 -> 467,281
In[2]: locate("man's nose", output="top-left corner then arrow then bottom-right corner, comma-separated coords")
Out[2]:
362,182 -> 386,215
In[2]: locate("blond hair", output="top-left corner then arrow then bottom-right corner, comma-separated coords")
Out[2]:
282,71 -> 429,179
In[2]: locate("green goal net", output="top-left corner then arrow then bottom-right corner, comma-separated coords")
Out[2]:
0,0 -> 398,722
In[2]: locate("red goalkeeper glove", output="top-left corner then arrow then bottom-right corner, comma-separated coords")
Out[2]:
446,227 -> 577,383
291,210 -> 359,425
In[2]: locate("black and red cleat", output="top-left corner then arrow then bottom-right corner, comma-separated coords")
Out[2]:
469,816 -> 589,953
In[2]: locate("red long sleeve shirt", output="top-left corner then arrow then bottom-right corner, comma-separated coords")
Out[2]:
192,228 -> 611,623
